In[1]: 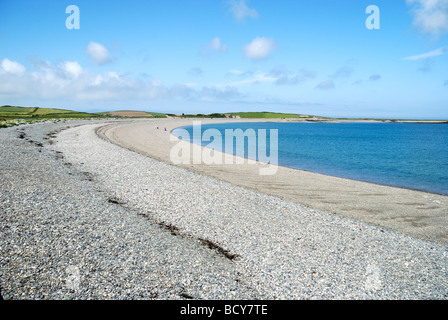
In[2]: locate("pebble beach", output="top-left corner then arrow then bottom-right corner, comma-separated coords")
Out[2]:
1,119 -> 447,299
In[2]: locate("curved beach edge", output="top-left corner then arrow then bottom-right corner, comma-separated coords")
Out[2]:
2,119 -> 448,299
96,118 -> 448,246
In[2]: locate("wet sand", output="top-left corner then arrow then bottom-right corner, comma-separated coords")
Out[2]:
97,119 -> 448,245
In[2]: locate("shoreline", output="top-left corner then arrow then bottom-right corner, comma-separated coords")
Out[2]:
172,121 -> 447,197
3,120 -> 447,299
300,119 -> 448,124
97,118 -> 448,245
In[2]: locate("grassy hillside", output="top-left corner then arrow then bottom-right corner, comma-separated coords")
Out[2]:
230,112 -> 313,119
147,111 -> 169,118
180,112 -> 314,119
0,105 -> 106,119
0,105 -> 320,123
104,110 -> 168,118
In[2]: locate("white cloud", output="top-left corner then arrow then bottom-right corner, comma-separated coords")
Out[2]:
0,58 -> 26,75
407,0 -> 448,35
244,37 -> 276,60
62,61 -> 83,78
86,41 -> 112,65
369,74 -> 382,81
404,46 -> 448,60
224,66 -> 315,87
229,0 -> 258,21
0,58 -> 242,105
0,58 -> 152,102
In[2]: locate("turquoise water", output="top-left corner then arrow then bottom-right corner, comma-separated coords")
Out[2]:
174,122 -> 448,195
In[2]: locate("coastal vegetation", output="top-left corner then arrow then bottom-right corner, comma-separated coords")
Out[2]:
0,105 -> 109,128
2,106 -> 445,129
0,106 -> 313,127
0,105 -> 105,119
178,112 -> 312,119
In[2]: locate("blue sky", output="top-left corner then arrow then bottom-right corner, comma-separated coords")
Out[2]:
0,0 -> 447,118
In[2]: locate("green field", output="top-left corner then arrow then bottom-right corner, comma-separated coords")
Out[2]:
179,111 -> 313,119
0,105 -> 320,124
146,111 -> 167,118
231,112 -> 312,119
0,105 -> 106,119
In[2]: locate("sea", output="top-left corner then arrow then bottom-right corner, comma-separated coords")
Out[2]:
174,122 -> 448,195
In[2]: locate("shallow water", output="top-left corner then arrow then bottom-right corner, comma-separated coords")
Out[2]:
174,122 -> 448,195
